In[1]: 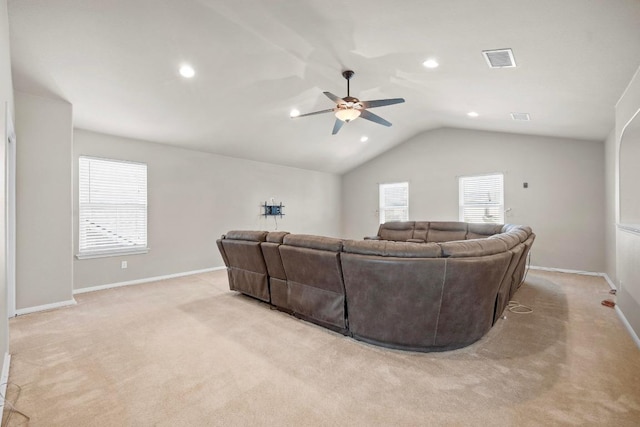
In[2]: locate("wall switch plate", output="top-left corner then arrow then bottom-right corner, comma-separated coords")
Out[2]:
121,261 -> 127,269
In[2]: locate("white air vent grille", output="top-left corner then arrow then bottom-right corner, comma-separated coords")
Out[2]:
482,49 -> 516,68
510,112 -> 531,121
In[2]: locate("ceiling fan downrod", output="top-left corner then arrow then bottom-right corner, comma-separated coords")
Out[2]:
342,70 -> 355,98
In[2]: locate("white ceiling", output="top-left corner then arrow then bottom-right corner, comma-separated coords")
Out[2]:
8,0 -> 640,173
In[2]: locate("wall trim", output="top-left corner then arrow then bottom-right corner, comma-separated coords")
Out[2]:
15,299 -> 77,316
0,352 -> 10,425
529,265 -> 605,277
73,266 -> 226,295
530,266 -> 640,349
615,305 -> 640,349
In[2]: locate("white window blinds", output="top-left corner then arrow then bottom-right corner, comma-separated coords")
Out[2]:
379,182 -> 409,224
459,173 -> 504,224
79,157 -> 148,255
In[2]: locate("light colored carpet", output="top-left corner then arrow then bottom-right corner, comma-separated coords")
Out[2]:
2,270 -> 640,426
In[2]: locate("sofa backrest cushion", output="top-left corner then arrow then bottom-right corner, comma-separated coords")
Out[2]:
343,240 -> 442,258
439,238 -> 508,258
378,221 -> 415,241
283,234 -> 343,252
225,230 -> 268,242
427,222 -> 468,242
221,239 -> 268,273
502,224 -> 533,242
261,232 -> 289,280
466,223 -> 503,240
488,232 -> 521,250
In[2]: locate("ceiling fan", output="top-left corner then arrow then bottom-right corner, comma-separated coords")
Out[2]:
292,70 -> 405,135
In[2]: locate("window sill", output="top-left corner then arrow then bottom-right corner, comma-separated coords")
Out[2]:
76,248 -> 149,260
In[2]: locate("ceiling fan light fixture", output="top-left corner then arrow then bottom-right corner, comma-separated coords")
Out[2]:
335,108 -> 361,122
179,64 -> 195,78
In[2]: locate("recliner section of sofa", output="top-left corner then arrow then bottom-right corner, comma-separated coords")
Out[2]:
217,230 -> 269,302
277,234 -> 347,332
218,222 -> 535,352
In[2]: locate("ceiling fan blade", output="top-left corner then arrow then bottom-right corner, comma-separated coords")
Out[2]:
361,98 -> 405,109
360,109 -> 392,127
324,92 -> 345,104
332,118 -> 345,135
294,108 -> 336,118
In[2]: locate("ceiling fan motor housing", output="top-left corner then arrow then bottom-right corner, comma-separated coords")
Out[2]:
342,70 -> 355,80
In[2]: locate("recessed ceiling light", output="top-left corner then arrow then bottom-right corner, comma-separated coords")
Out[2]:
422,59 -> 439,69
360,136 -> 369,142
289,109 -> 300,118
467,111 -> 479,118
179,64 -> 195,78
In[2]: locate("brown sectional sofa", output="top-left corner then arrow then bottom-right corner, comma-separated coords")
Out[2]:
217,221 -> 535,352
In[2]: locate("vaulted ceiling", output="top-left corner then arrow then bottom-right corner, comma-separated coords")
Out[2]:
8,0 -> 640,173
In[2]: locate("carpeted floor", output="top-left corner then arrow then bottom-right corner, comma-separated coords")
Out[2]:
2,270 -> 640,426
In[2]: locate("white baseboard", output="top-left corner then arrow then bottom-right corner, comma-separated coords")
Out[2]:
530,267 -> 640,349
73,266 -> 226,295
15,298 -> 77,316
0,352 -> 10,425
615,305 -> 640,349
529,265 -> 603,277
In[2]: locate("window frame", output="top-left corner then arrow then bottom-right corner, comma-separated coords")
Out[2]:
458,173 -> 505,224
379,181 -> 409,224
76,156 -> 149,259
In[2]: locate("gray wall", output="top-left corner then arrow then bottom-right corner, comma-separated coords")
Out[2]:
0,0 -> 13,355
614,65 -> 640,340
73,129 -> 341,290
342,127 -> 605,272
15,92 -> 74,309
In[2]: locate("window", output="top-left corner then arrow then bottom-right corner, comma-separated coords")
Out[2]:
379,182 -> 409,224
459,173 -> 504,224
78,156 -> 148,257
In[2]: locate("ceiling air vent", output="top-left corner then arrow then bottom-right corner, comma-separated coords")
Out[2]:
482,48 -> 516,68
510,112 -> 531,121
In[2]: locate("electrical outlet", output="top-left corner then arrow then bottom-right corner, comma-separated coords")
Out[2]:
121,261 -> 127,269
